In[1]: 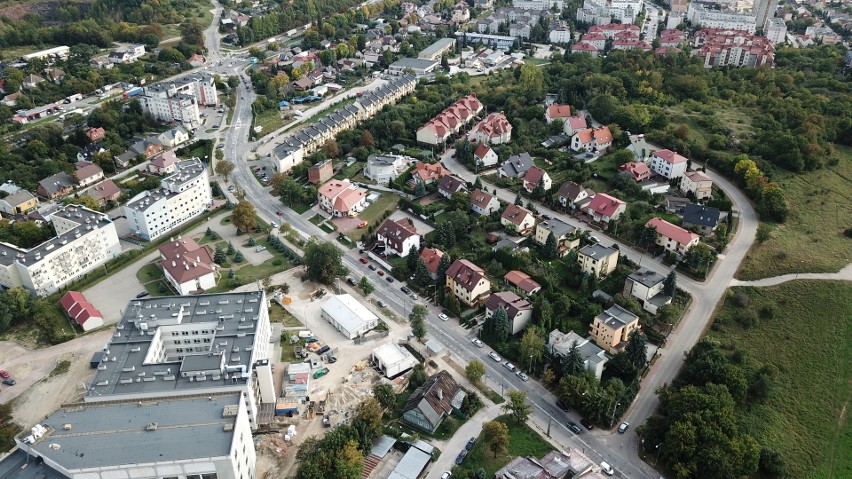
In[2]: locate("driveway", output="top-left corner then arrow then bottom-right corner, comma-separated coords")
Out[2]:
389,210 -> 434,235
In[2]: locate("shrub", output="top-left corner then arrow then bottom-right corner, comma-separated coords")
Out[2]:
733,292 -> 750,308
272,259 -> 283,266
736,308 -> 759,328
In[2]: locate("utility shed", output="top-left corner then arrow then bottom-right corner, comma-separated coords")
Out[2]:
372,343 -> 418,378
320,294 -> 379,339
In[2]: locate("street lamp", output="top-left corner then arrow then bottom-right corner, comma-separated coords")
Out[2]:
654,443 -> 662,467
610,401 -> 621,428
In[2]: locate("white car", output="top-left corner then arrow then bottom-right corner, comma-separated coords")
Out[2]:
600,461 -> 614,476
503,362 -> 516,372
618,422 -> 630,433
270,222 -> 279,228
516,371 -> 529,381
488,352 -> 501,362
439,313 -> 449,321
441,473 -> 451,479
471,338 -> 484,348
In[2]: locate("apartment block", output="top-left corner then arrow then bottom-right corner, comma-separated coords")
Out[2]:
124,158 -> 212,241
139,74 -> 218,126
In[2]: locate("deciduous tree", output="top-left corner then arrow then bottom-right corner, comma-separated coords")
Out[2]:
465,360 -> 485,384
215,160 -> 235,182
303,239 -> 345,285
483,421 -> 509,458
232,200 -> 257,234
503,390 -> 532,424
409,304 -> 427,342
372,383 -> 395,410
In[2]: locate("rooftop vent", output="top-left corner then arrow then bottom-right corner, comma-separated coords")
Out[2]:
145,422 -> 159,431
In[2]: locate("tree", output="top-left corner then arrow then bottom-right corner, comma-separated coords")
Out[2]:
409,304 -> 427,342
279,177 -> 305,206
663,271 -> 677,297
640,224 -> 658,249
559,341 -> 585,376
75,195 -> 101,211
234,251 -> 244,262
269,172 -> 288,191
446,293 -> 461,315
519,326 -> 546,371
414,181 -> 426,197
214,246 -> 226,264
358,276 -> 374,295
353,397 -> 383,439
483,421 -> 509,458
323,139 -> 340,158
543,231 -> 558,259
436,254 -> 452,283
410,363 -> 427,388
625,331 -> 648,369
414,258 -> 432,287
335,440 -> 364,479
372,383 -> 396,410
491,307 -> 510,342
519,64 -> 544,98
215,160 -> 235,182
227,242 -> 236,255
503,390 -> 533,424
441,55 -> 450,71
465,360 -> 485,384
304,239 -> 345,285
232,200 -> 257,234
228,268 -> 235,279
360,129 -> 375,147
514,193 -> 523,206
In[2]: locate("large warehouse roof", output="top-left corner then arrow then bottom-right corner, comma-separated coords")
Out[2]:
321,294 -> 378,332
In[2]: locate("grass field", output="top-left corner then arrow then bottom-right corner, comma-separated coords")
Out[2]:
345,193 -> 399,240
737,148 -> 852,280
458,415 -> 555,477
255,109 -> 294,137
709,281 -> 851,479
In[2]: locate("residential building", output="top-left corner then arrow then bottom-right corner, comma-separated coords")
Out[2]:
77,143 -> 106,163
499,152 -> 535,178
692,28 -> 775,68
419,38 -> 456,60
438,175 -> 468,198
155,126 -> 190,148
665,0 -> 687,13
36,172 -> 76,199
446,259 -> 492,306
0,188 -> 38,216
402,371 -> 466,433
0,205 -> 121,296
73,161 -> 104,188
388,57 -> 439,76
114,138 -> 164,168
59,291 -> 104,331
549,20 -> 572,43
474,143 -> 499,168
513,0 -> 563,9
416,94 -> 484,146
86,127 -> 106,142
317,179 -> 367,217
579,32 -> 607,49
372,343 -> 418,378
321,294 -> 379,339
764,17 -> 787,44
557,181 -> 594,210
159,237 -> 217,295
680,170 -> 713,199
687,3 -> 757,33
108,44 -> 146,63
364,154 -> 409,185
577,0 -> 641,25
612,38 -> 653,50
585,193 -> 627,224
89,55 -> 113,70
420,247 -> 445,279
577,243 -> 619,278
148,151 -> 180,175
504,270 -> 542,295
646,217 -> 700,255
470,188 -> 500,215
124,159 -> 212,241
590,304 -> 640,353
85,179 -> 122,206
755,0 -> 779,31
571,126 -> 612,152
651,149 -> 689,179
534,219 -> 579,257
623,268 -> 671,314
522,166 -> 552,193
469,112 -> 512,144
587,23 -> 640,38
485,291 -> 533,335
501,204 -> 535,234
548,330 -> 608,379
22,45 -> 69,61
22,74 -> 45,90
545,103 -> 572,123
411,161 -> 449,184
682,204 -> 722,235
377,217 -> 420,257
571,42 -> 600,56
659,29 -> 688,47
308,159 -> 334,184
138,74 -> 218,126
496,449 -> 594,479
620,161 -> 652,182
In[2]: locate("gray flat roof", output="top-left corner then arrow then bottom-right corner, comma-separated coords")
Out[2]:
0,449 -> 66,479
87,291 -> 265,398
28,394 -> 241,471
538,218 -> 576,238
389,57 -> 439,71
628,268 -> 665,288
125,159 -> 205,212
579,243 -> 618,259
419,38 -> 455,57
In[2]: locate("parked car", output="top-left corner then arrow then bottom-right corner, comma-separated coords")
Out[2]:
600,461 -> 614,476
556,400 -> 570,412
455,450 -> 468,465
377,301 -> 386,308
567,422 -> 582,434
2,378 -> 15,386
618,422 -> 630,433
503,362 -> 516,372
516,371 -> 529,381
410,294 -> 418,300
316,345 -> 330,355
581,418 -> 594,430
471,338 -> 484,348
488,352 -> 502,362
368,264 -> 377,271
377,270 -> 385,276
441,473 -> 451,479
0,370 -> 9,379
312,367 -> 330,379
360,258 -> 369,264
322,415 -> 331,427
439,313 -> 449,321
304,337 -> 319,343
346,277 -> 357,286
466,437 -> 476,450
401,286 -> 411,294
385,276 -> 394,283
255,246 -> 267,252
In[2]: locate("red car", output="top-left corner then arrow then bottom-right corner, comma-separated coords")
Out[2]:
359,258 -> 368,264
377,270 -> 385,276
276,211 -> 283,216
0,370 -> 9,379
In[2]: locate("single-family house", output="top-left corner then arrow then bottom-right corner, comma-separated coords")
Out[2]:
0,92 -> 23,107
86,127 -> 106,143
73,162 -> 104,188
571,42 -> 600,56
470,188 -> 500,216
445,259 -> 491,306
438,175 -> 468,198
504,270 -> 542,295
308,160 -> 334,185
148,151 -> 180,175
376,217 -> 420,257
401,371 -> 466,433
364,154 -> 409,185
496,450 -> 594,479
682,204 -> 722,235
411,161 -> 449,184
619,161 -> 651,182
317,179 -> 368,217
501,204 -> 535,235
548,330 -> 608,379
651,149 -> 689,179
557,181 -> 594,210
37,172 -> 76,199
188,54 -> 206,67
485,291 -> 533,335
76,144 -> 106,163
646,217 -> 700,255
159,237 -> 217,295
585,193 -> 627,224
156,127 -> 190,148
86,179 -> 122,206
499,152 -> 534,178
473,143 -> 499,168
623,268 -> 671,314
577,243 -> 619,278
468,112 -> 512,144
680,170 -> 713,199
420,247 -> 445,279
522,166 -> 552,193
0,189 -> 39,216
545,103 -> 572,124
589,305 -> 640,354
534,219 -> 579,257
22,74 -> 45,90
89,56 -> 113,70
46,68 -> 65,84
563,115 -> 588,136
571,126 -> 613,152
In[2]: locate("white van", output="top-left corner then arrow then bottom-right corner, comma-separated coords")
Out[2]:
600,462 -> 614,475
298,330 -> 313,338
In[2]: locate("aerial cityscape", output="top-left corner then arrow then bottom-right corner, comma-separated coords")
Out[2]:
0,0 -> 849,478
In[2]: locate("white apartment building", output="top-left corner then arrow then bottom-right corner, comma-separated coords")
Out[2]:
0,205 -> 121,296
124,158 -> 212,241
764,17 -> 787,44
549,21 -> 572,43
577,0 -> 641,25
139,74 -> 218,126
687,2 -> 757,33
513,0 -> 563,10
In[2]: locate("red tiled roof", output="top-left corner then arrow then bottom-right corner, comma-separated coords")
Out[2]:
587,193 -> 626,218
60,291 -> 103,326
523,166 -> 547,189
566,115 -> 587,130
159,237 -> 215,284
646,217 -> 699,245
378,217 -> 418,241
334,188 -> 366,211
684,170 -> 712,182
593,127 -> 613,144
470,188 -> 496,209
575,129 -> 594,144
656,47 -> 682,55
413,162 -> 449,182
653,149 -> 688,165
473,112 -> 512,138
74,163 -> 103,182
501,204 -> 533,226
583,33 -> 606,41
547,104 -> 571,119
572,42 -> 598,52
90,179 -> 121,201
620,161 -> 651,181
151,151 -> 179,168
474,143 -> 492,159
485,291 -> 531,320
420,247 -> 445,274
503,270 -> 541,294
446,259 -> 486,292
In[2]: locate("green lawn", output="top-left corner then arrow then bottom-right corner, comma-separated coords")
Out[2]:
709,281 -> 852,479
345,193 -> 399,240
136,262 -> 164,284
333,160 -> 366,180
269,302 -> 303,327
737,148 -> 852,280
458,415 -> 555,478
255,108 -> 294,137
